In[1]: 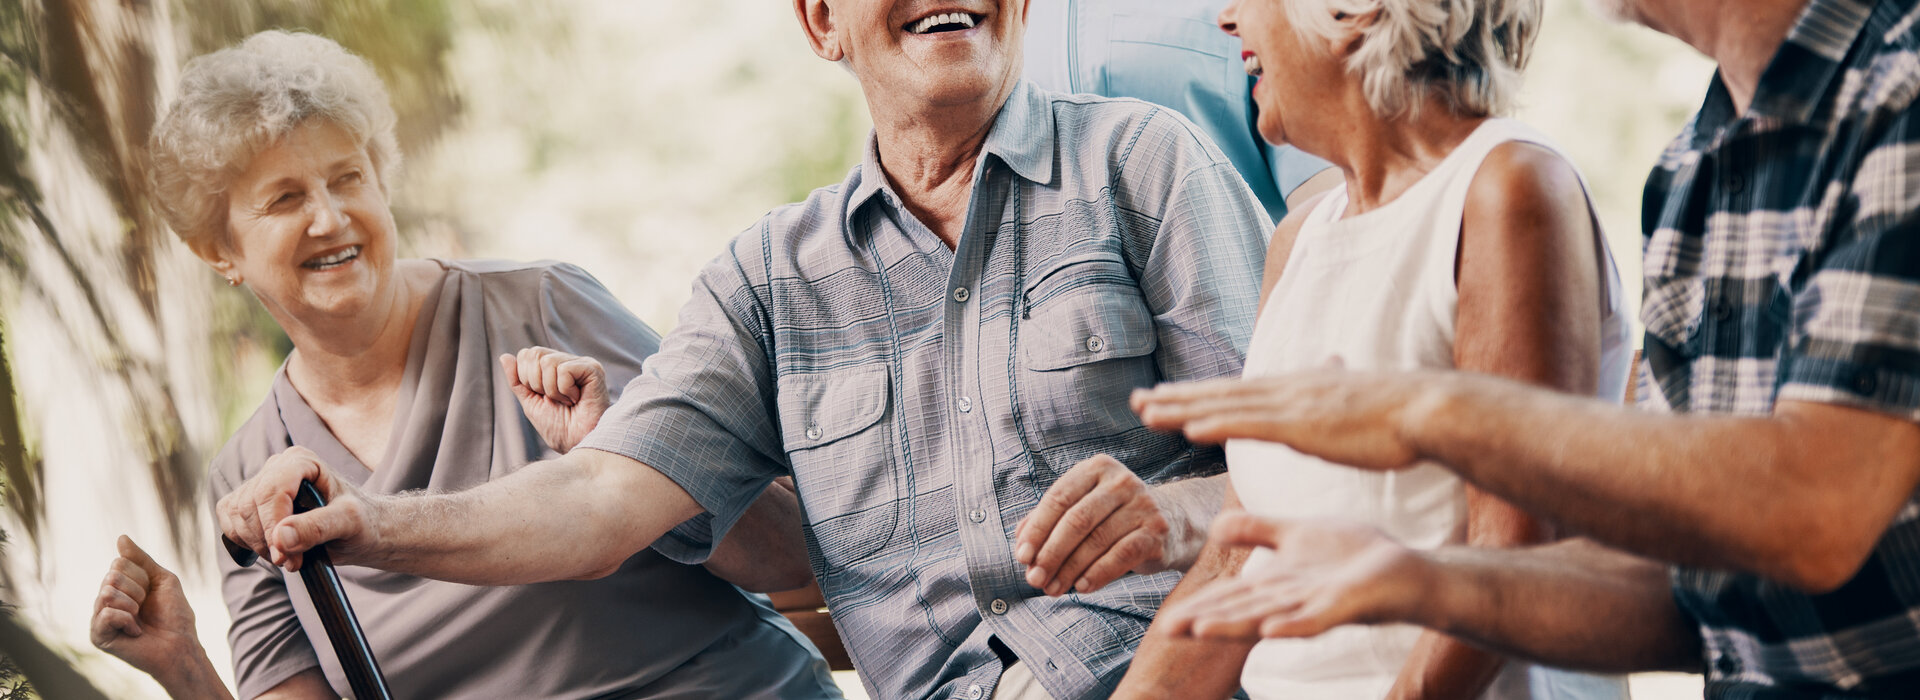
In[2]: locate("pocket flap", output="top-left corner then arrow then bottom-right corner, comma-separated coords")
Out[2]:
777,364 -> 891,450
1023,287 -> 1159,371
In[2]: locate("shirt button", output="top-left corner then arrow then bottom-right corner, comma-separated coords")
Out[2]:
1712,298 -> 1733,321
967,684 -> 983,699
989,598 -> 1009,615
953,287 -> 970,303
1085,335 -> 1105,353
804,423 -> 822,440
969,508 -> 986,523
958,395 -> 972,413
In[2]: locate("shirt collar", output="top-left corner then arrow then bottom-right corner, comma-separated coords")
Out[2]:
842,79 -> 1057,225
1732,0 -> 1874,127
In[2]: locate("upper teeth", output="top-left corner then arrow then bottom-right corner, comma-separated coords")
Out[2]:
309,246 -> 358,266
911,12 -> 976,34
1244,54 -> 1264,77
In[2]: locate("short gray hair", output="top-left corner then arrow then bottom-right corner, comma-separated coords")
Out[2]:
149,30 -> 400,250
1286,0 -> 1541,118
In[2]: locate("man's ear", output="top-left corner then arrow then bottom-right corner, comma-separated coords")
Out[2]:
794,0 -> 845,62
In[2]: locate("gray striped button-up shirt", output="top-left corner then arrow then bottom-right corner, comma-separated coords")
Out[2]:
580,80 -> 1268,700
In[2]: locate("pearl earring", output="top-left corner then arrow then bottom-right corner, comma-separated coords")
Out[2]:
227,276 -> 240,287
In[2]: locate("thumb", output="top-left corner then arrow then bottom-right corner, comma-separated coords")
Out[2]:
271,505 -> 361,557
499,354 -> 524,389
1209,512 -> 1289,551
500,355 -> 538,404
116,535 -> 169,583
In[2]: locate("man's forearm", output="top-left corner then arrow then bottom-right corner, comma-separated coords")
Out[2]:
1386,490 -> 1548,700
1115,487 -> 1251,700
1115,537 -> 1254,700
706,477 -> 812,592
365,448 -> 702,585
1406,376 -> 1920,591
1414,539 -> 1700,673
1154,473 -> 1229,571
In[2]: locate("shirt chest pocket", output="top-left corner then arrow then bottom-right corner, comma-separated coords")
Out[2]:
777,364 -> 901,568
1015,253 -> 1162,456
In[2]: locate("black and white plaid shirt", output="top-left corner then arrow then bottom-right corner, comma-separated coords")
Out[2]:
1638,0 -> 1920,696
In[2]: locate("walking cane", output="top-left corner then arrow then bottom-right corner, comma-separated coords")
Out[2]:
221,481 -> 394,700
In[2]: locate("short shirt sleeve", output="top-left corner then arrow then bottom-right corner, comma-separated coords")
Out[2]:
1778,109 -> 1920,419
209,455 -> 325,699
574,244 -> 787,563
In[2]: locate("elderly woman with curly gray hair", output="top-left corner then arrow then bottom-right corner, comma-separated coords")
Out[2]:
1109,0 -> 1635,698
87,30 -> 839,700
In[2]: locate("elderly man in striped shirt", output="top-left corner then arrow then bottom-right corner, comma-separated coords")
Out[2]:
213,1 -> 1273,699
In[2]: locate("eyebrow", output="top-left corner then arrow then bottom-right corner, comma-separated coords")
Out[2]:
246,155 -> 366,201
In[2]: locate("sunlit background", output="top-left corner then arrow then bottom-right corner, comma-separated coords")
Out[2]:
0,0 -> 1711,697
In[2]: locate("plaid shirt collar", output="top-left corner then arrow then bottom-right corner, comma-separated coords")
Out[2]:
1691,0 -> 1877,140
843,79 -> 1057,229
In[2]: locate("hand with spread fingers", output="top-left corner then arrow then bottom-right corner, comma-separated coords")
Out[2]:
90,536 -> 234,699
1130,370 -> 1444,473
1158,512 -> 1430,642
214,445 -> 378,571
1015,455 -> 1213,597
498,346 -> 611,454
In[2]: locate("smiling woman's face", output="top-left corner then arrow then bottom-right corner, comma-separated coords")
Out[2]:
215,120 -> 400,328
1219,0 -> 1352,151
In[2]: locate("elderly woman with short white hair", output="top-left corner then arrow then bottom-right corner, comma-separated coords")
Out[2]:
87,30 -> 838,700
1113,0 -> 1634,698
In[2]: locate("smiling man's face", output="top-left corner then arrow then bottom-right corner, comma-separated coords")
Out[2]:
803,0 -> 1030,112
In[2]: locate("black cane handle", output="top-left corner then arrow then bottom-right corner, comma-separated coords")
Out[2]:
220,480 -> 393,699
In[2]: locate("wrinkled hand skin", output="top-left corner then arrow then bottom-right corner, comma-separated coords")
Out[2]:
215,445 -> 379,571
1159,512 -> 1431,641
90,536 -> 203,682
499,346 -> 611,454
1131,370 -> 1446,472
1016,454 -> 1184,596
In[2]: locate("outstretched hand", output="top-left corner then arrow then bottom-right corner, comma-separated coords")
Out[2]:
90,536 -> 202,680
1130,369 -> 1446,472
1158,513 -> 1433,641
499,347 -> 610,454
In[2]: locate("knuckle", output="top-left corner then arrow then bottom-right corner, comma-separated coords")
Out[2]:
1140,515 -> 1171,538
1061,510 -> 1099,534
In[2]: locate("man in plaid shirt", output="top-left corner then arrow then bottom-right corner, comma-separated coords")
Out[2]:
1129,0 -> 1920,696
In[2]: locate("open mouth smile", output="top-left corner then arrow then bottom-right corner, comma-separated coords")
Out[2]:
1243,51 -> 1264,77
904,11 -> 981,35
302,245 -> 361,271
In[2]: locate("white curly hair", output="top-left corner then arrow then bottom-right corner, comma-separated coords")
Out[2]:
148,30 -> 400,251
1285,0 -> 1542,118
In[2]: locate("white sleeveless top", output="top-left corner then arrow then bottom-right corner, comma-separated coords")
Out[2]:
1228,119 -> 1633,700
